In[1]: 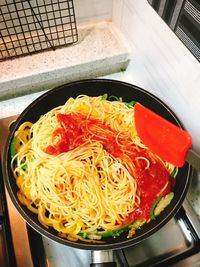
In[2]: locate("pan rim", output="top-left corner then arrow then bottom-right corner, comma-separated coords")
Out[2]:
2,78 -> 193,250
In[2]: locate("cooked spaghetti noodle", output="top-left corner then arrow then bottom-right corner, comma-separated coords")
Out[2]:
11,95 -> 177,242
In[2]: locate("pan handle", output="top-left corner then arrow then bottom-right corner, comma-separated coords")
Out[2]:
90,250 -> 117,267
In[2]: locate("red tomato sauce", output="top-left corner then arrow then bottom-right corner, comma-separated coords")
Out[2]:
124,160 -> 171,222
45,113 -> 123,157
45,113 -> 172,222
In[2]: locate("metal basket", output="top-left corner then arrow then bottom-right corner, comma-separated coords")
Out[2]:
0,0 -> 78,61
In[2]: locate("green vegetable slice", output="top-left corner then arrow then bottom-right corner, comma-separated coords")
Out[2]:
154,192 -> 174,217
96,225 -> 128,238
78,226 -> 128,239
150,197 -> 162,220
101,93 -> 108,100
21,163 -> 27,171
78,220 -> 146,240
126,100 -> 137,108
171,167 -> 178,178
108,95 -> 121,101
10,136 -> 16,158
10,136 -> 27,171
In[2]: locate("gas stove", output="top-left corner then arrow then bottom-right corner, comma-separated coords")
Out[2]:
0,115 -> 200,267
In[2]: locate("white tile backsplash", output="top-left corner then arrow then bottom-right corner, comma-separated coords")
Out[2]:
74,0 -> 113,24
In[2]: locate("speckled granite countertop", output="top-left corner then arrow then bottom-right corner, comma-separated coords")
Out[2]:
0,21 -> 130,100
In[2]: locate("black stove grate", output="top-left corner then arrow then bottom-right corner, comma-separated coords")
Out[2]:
0,0 -> 78,61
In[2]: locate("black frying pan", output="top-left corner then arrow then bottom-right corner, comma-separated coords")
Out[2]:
3,79 -> 192,266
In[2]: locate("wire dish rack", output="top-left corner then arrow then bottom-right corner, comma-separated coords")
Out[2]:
0,0 -> 78,61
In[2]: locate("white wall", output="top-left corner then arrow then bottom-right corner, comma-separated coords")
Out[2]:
74,0 -> 113,24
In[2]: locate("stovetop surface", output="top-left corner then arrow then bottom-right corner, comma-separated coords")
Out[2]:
0,115 -> 200,267
41,203 -> 200,267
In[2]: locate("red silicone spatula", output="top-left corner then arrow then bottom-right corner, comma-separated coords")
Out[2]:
134,103 -> 200,170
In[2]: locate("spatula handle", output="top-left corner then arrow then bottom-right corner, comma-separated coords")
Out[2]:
90,251 -> 116,267
186,149 -> 200,172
